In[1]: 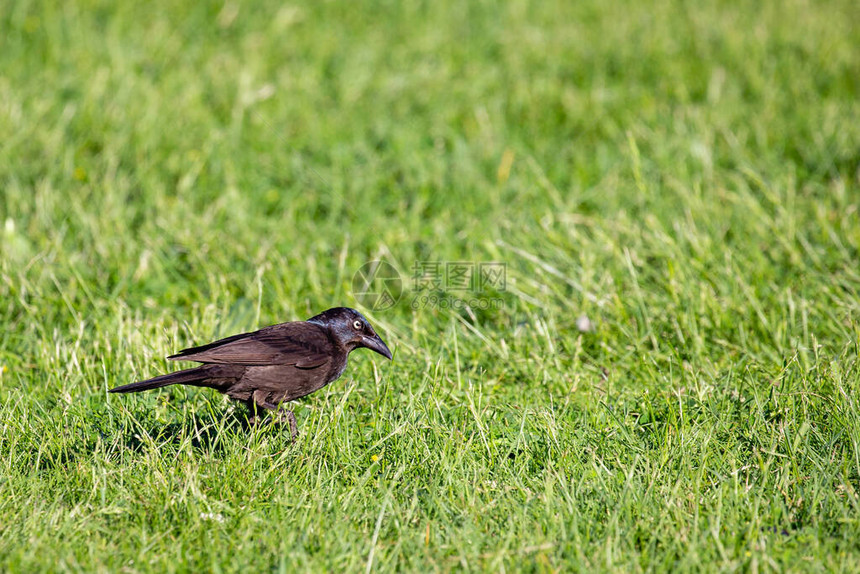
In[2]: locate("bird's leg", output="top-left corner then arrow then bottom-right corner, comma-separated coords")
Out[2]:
246,393 -> 276,426
245,400 -> 267,426
275,407 -> 298,440
248,391 -> 298,440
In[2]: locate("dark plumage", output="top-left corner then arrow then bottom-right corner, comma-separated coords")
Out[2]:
109,307 -> 392,437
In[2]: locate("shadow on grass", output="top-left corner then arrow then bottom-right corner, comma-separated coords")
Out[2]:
118,408 -> 254,455
24,403 -> 298,473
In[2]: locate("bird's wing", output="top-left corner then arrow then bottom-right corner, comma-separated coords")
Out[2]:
167,322 -> 333,368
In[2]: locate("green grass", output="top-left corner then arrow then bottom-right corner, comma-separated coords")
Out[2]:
1,0 -> 859,571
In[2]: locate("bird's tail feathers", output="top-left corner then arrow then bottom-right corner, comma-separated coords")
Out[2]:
109,367 -> 207,394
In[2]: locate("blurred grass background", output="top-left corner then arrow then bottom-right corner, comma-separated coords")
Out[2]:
1,0 -> 859,571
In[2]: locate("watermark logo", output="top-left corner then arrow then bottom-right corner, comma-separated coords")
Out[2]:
412,261 -> 506,292
352,260 -> 506,311
351,260 -> 403,310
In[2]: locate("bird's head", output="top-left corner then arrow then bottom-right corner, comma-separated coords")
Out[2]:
307,307 -> 393,360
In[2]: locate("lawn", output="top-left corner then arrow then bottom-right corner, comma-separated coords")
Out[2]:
1,0 -> 859,571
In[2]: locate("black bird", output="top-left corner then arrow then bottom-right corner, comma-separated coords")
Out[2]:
109,307 -> 392,437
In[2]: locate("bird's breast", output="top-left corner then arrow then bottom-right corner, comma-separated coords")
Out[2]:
325,353 -> 350,383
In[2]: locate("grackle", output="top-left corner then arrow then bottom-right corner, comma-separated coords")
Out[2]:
109,307 -> 392,437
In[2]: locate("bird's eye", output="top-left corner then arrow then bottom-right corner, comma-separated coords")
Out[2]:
353,320 -> 362,330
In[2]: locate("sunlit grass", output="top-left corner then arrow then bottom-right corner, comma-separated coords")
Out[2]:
1,0 -> 859,571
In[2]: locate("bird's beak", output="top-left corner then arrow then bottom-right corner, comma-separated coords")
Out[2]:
361,334 -> 393,360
